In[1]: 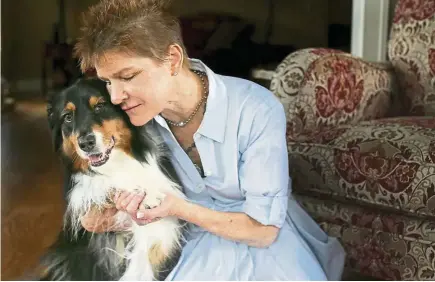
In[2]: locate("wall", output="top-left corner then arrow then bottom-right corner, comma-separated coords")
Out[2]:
2,0 -> 58,89
351,0 -> 391,62
2,0 -> 348,92
67,0 -> 331,47
170,0 -> 329,48
328,0 -> 352,24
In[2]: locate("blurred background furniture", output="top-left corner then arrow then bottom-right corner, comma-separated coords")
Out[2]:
2,76 -> 16,113
41,42 -> 80,96
269,0 -> 435,280
179,11 -> 295,80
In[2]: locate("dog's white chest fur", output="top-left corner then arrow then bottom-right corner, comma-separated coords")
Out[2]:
67,149 -> 185,281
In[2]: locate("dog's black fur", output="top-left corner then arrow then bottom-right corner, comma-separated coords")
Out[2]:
40,78 -> 182,281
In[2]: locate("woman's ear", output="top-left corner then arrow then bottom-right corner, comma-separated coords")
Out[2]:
168,44 -> 184,76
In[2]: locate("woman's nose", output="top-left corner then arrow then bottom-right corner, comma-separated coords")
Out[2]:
109,85 -> 125,105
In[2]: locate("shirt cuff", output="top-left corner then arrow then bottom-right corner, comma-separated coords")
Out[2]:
242,194 -> 288,228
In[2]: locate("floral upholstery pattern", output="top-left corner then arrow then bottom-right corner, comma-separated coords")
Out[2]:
388,0 -> 435,115
288,117 -> 435,219
287,118 -> 435,280
296,195 -> 435,280
270,48 -> 398,141
269,0 -> 435,280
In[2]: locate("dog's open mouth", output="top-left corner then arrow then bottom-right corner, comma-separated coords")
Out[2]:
88,137 -> 115,167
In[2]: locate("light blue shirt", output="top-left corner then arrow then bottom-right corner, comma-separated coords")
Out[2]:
152,59 -> 345,281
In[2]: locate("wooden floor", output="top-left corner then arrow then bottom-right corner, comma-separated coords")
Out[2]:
1,99 -> 65,280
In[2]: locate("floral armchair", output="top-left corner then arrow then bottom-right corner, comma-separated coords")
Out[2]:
269,0 -> 435,280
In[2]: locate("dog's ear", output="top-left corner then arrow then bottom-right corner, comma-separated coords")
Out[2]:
51,123 -> 63,153
46,101 -> 55,127
46,98 -> 63,152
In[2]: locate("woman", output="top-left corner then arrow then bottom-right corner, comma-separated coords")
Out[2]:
76,0 -> 346,280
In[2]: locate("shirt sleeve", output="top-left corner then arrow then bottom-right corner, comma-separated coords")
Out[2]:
239,101 -> 290,228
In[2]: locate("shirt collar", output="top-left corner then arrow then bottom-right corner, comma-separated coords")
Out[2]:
154,58 -> 228,143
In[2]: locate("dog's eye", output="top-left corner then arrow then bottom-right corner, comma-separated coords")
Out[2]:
64,113 -> 73,123
94,103 -> 105,113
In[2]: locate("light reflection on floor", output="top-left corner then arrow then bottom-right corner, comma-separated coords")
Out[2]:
1,99 -> 64,280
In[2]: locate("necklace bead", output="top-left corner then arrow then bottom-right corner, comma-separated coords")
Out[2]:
163,69 -> 208,127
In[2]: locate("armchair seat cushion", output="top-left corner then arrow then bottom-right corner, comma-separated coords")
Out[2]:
289,117 -> 435,217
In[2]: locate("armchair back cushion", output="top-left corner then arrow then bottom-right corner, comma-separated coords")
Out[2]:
388,0 -> 435,116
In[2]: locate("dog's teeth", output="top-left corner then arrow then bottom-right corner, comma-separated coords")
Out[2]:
88,143 -> 113,166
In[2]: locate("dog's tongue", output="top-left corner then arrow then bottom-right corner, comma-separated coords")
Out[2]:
89,153 -> 103,163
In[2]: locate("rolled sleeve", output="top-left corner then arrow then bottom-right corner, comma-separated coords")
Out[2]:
243,194 -> 288,228
239,101 -> 290,228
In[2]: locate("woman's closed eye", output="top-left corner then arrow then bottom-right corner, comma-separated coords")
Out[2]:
121,75 -> 134,81
120,71 -> 141,81
99,70 -> 141,85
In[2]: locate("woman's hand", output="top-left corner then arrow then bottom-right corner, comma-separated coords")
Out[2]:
80,191 -> 147,232
136,193 -> 184,223
113,191 -> 150,225
80,191 -> 186,232
114,191 -> 185,225
80,206 -> 131,233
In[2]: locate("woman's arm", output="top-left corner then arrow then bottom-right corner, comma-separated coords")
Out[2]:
80,192 -> 278,247
173,198 -> 279,248
138,101 -> 289,248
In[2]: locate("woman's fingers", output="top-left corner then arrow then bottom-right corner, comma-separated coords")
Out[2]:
102,206 -> 118,217
133,217 -> 161,226
81,207 -> 118,233
125,193 -> 145,214
114,191 -> 146,217
115,191 -> 133,210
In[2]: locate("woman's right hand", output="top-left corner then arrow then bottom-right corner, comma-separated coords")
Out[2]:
80,191 -> 147,233
80,206 -> 126,233
113,191 -> 151,225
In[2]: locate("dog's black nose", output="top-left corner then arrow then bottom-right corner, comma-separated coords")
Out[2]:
78,133 -> 96,152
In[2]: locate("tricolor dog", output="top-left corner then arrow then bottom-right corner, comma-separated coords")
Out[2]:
41,78 -> 185,281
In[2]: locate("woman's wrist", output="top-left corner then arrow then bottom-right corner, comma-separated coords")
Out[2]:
170,196 -> 191,218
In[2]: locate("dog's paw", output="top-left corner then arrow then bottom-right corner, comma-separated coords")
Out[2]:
140,192 -> 165,209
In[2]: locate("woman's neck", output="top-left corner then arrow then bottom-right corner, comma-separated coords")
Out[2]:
160,68 -> 206,123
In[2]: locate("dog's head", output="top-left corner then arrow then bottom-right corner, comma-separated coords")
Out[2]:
47,78 -> 136,173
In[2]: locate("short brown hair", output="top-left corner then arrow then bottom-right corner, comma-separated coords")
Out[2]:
74,0 -> 189,73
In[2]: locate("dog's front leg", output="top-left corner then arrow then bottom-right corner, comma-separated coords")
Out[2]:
119,226 -> 156,281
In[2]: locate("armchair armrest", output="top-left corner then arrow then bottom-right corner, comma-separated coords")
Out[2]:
270,48 -> 399,141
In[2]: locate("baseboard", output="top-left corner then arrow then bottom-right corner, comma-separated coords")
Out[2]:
12,78 -> 53,93
13,78 -> 42,93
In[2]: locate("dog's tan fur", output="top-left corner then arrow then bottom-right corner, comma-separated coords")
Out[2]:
149,242 -> 168,277
92,119 -> 133,156
61,102 -> 90,172
62,132 -> 90,172
89,96 -> 105,109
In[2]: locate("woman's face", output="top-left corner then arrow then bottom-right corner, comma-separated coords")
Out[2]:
95,51 -> 174,126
